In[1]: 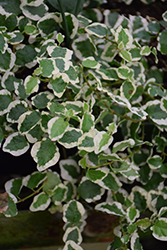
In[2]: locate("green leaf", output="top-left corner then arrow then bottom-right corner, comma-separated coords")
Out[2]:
24,24 -> 37,35
18,110 -> 41,135
152,218 -> 167,241
117,66 -> 133,80
31,137 -> 60,171
30,192 -> 51,211
48,117 -> 69,141
32,91 -> 54,109
0,89 -> 12,115
136,218 -> 151,230
24,172 -> 47,189
107,236 -> 124,250
37,57 -> 58,78
78,130 -> 96,152
147,155 -> 162,169
49,74 -> 68,98
95,201 -> 125,217
43,171 -> 61,194
0,0 -> 21,15
82,56 -> 99,69
86,168 -> 108,183
119,49 -> 132,62
2,72 -> 20,92
129,187 -> 147,212
140,46 -> 151,56
4,196 -> 18,217
126,207 -> 140,223
80,113 -> 94,133
63,227 -> 82,244
115,26 -> 133,48
63,200 -> 86,223
120,81 -> 135,99
72,34 -> 96,60
24,76 -> 40,95
7,100 -> 27,123
64,181 -> 77,202
78,177 -> 104,203
56,33 -> 64,45
112,139 -> 135,153
51,183 -> 67,205
37,13 -> 59,36
26,124 -> 44,143
15,45 -> 37,67
58,128 -> 82,149
59,159 -> 80,183
47,45 -> 73,60
143,100 -> 167,126
5,178 -> 22,197
20,1 -> 48,21
0,48 -> 15,72
3,132 -> 29,156
98,172 -> 122,191
94,131 -> 114,154
63,240 -> 83,250
85,22 -> 108,38
101,42 -> 118,62
0,33 -> 7,53
8,30 -> 24,45
130,232 -> 143,250
157,31 -> 167,54
96,67 -> 118,81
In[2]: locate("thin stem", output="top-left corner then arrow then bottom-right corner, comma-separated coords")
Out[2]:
16,185 -> 44,204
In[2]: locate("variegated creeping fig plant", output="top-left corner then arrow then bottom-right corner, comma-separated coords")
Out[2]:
1,0 -> 167,249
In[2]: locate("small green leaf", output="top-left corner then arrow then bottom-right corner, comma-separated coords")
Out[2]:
115,26 -> 133,48
147,155 -> 162,169
43,171 -> 61,194
31,138 -> 60,171
56,33 -> 64,45
4,196 -> 18,217
3,132 -> 29,156
78,177 -> 104,203
157,31 -> 167,54
63,227 -> 82,244
85,23 -> 108,38
63,200 -> 86,223
112,139 -> 135,153
136,218 -> 151,230
24,75 -> 40,95
58,128 -> 82,149
30,192 -> 51,212
82,56 -> 99,69
5,178 -> 22,197
59,159 -> 80,183
130,232 -> 143,250
15,45 -> 37,67
152,218 -> 167,241
18,110 -> 41,135
51,183 -> 67,205
37,57 -> 58,78
24,172 -> 47,189
48,117 -> 69,141
95,201 -> 125,216
0,89 -> 12,115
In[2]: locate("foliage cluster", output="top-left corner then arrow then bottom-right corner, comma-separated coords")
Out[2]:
1,0 -> 167,249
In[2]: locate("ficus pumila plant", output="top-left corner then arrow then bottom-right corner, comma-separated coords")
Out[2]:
1,0 -> 167,249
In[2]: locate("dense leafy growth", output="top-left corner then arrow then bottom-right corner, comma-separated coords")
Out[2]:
1,0 -> 167,249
